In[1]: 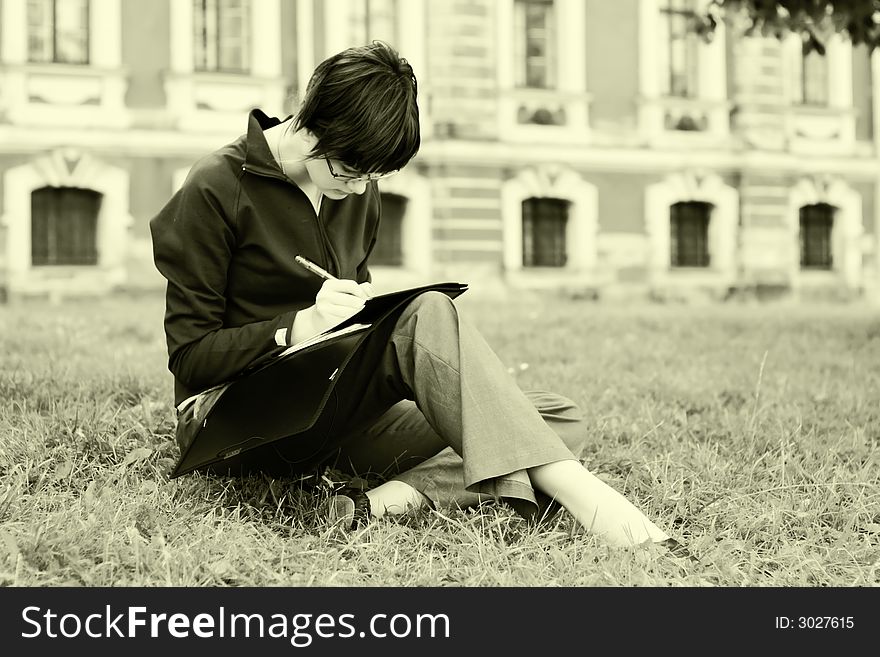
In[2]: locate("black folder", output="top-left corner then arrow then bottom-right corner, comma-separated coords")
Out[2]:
170,282 -> 468,478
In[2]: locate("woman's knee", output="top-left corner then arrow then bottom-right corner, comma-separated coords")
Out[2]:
407,290 -> 457,316
395,290 -> 459,334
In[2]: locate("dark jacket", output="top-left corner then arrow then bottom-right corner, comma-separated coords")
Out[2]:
150,110 -> 381,406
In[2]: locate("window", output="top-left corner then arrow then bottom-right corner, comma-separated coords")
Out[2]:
661,0 -> 699,98
800,46 -> 829,106
372,193 -> 406,266
31,187 -> 101,266
27,0 -> 90,64
350,0 -> 399,46
670,201 -> 711,267
498,0 -> 589,138
514,0 -> 556,89
193,0 -> 251,73
522,198 -> 568,267
799,203 -> 834,269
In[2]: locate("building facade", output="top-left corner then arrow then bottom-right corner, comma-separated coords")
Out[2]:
1,0 -> 878,301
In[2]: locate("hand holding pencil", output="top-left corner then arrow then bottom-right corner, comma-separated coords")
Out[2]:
290,255 -> 375,343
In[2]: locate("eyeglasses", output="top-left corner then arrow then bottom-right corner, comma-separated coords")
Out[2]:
326,158 -> 397,183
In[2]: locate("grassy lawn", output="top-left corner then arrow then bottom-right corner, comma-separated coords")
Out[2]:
0,290 -> 878,586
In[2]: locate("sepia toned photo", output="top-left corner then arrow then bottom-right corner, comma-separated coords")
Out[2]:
0,1 -> 876,626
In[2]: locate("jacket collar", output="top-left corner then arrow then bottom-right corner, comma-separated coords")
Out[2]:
243,109 -> 293,178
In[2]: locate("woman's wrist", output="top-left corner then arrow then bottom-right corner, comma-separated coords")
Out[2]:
291,306 -> 318,344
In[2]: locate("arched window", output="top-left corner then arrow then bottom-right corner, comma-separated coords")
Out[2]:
522,197 -> 568,267
799,203 -> 834,269
670,200 -> 711,267
31,186 -> 102,266
373,192 -> 407,266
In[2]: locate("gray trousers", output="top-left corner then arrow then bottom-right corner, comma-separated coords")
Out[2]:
322,291 -> 586,519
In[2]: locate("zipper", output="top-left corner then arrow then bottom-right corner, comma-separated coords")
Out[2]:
241,163 -> 287,183
313,195 -> 341,277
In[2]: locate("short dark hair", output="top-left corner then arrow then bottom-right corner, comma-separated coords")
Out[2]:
294,41 -> 420,174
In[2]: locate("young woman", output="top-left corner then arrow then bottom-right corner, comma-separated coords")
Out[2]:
150,42 -> 690,557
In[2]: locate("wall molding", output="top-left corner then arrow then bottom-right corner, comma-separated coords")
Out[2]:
645,169 -> 739,286
501,164 -> 598,282
787,175 -> 863,289
1,148 -> 134,295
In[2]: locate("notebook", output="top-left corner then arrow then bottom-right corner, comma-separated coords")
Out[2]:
170,281 -> 468,477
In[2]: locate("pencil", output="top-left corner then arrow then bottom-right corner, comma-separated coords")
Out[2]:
294,255 -> 337,280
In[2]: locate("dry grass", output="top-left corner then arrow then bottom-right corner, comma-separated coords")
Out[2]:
1,290 -> 878,586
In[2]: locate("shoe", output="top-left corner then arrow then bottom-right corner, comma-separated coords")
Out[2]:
326,488 -> 371,530
658,537 -> 697,562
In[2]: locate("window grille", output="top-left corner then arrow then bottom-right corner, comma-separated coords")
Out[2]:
31,187 -> 101,266
670,200 -> 711,267
522,197 -> 568,267
799,203 -> 834,269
